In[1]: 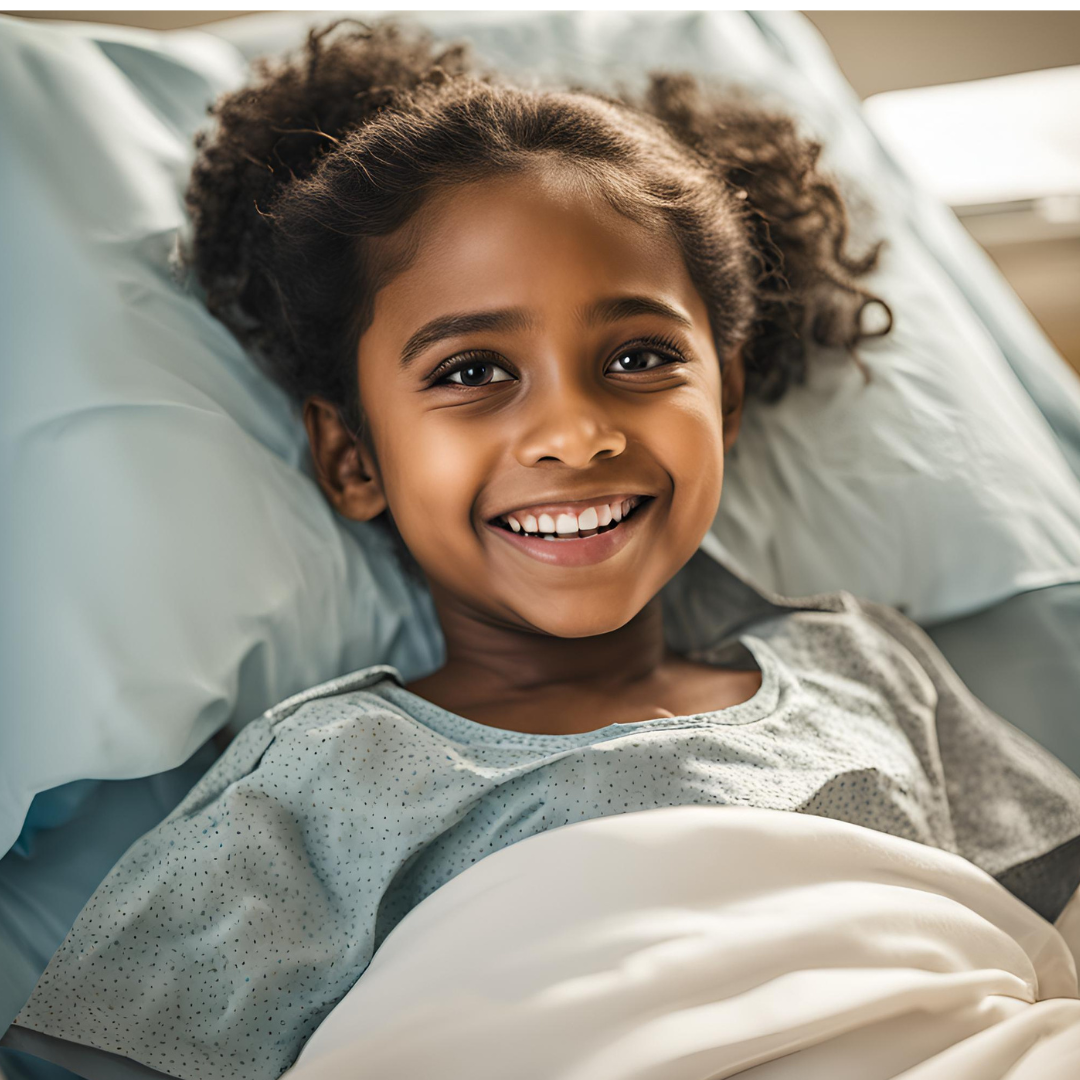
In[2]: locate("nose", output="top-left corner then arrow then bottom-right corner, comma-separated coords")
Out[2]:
514,377 -> 627,468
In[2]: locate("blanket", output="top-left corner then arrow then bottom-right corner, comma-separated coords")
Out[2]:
285,806 -> 1080,1080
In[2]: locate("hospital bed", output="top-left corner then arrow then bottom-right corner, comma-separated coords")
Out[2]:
1,10 -> 1079,1079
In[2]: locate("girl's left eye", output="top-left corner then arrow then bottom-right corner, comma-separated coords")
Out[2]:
605,346 -> 682,375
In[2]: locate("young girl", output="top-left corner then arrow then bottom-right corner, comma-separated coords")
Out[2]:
11,17 -> 1080,1080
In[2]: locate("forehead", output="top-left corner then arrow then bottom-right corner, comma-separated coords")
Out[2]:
362,169 -> 704,347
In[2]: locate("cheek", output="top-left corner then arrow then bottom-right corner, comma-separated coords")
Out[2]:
660,393 -> 726,518
380,419 -> 492,542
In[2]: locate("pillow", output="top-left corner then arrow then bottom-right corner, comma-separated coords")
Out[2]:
714,225 -> 1080,621
4,9 -> 1080,857
0,15 -> 442,855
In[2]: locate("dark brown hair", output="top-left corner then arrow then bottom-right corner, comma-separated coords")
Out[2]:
181,16 -> 890,568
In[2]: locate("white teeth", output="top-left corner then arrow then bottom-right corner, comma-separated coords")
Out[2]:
499,497 -> 647,537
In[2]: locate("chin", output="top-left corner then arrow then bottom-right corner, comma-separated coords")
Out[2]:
519,598 -> 649,640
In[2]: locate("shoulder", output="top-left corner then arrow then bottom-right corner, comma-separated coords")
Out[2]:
152,663 -> 417,837
748,591 -> 940,708
208,664 -> 411,775
260,663 -> 405,729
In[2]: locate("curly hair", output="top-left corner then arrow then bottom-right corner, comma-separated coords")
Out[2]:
181,16 -> 891,573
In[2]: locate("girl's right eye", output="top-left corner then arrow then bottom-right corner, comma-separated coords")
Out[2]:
434,353 -> 515,388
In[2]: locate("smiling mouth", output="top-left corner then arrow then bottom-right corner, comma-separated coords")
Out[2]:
490,496 -> 654,540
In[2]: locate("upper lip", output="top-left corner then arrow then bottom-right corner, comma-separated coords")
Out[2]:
486,493 -> 654,523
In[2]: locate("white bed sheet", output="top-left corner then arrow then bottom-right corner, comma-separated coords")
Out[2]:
286,806 -> 1080,1080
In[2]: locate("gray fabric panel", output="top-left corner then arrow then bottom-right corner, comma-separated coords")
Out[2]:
994,834 -> 1080,924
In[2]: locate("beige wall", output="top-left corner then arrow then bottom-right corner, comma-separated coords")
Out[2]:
803,10 -> 1080,99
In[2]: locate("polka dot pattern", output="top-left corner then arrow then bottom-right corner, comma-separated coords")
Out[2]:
15,554 -> 1080,1079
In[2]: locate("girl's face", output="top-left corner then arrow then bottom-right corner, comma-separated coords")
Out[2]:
306,168 -> 744,639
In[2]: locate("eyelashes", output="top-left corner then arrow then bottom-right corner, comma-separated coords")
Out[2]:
426,333 -> 692,389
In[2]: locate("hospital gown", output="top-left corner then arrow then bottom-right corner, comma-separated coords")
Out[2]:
11,544 -> 1080,1080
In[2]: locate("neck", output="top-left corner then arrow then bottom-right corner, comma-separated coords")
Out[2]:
424,579 -> 670,706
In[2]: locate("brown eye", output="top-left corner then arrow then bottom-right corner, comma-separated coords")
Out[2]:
608,348 -> 678,374
441,359 -> 514,387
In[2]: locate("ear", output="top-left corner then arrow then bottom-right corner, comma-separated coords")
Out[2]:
720,345 -> 747,453
303,396 -> 388,521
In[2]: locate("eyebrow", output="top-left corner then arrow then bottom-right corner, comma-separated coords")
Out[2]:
397,294 -> 695,370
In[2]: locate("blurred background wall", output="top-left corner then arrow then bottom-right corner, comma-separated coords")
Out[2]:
6,8 -> 1080,373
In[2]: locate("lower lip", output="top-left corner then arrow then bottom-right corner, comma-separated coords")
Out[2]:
484,498 -> 655,567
